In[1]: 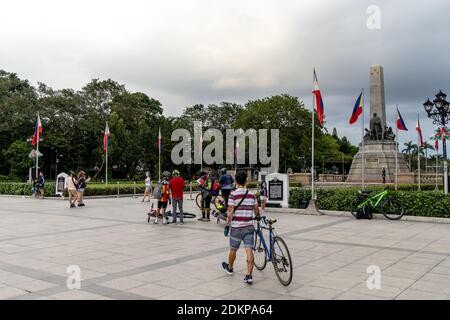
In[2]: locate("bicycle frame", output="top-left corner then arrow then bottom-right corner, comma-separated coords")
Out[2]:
255,222 -> 274,262
357,190 -> 389,209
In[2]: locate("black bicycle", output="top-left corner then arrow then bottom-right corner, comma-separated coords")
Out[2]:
253,216 -> 293,286
147,203 -> 196,223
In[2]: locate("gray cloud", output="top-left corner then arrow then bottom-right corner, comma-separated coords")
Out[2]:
1,0 -> 449,151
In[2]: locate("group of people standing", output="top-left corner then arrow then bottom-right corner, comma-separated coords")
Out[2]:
64,170 -> 90,208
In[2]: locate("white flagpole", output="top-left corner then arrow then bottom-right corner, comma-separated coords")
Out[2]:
311,72 -> 316,201
417,115 -> 421,191
36,115 -> 39,179
395,107 -> 398,190
361,89 -> 365,190
158,128 -> 161,181
105,122 -> 108,186
436,140 -> 439,191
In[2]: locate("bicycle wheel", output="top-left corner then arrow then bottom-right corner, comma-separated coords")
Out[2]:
195,193 -> 202,209
271,236 -> 293,286
214,194 -> 226,210
253,232 -> 267,271
381,196 -> 404,220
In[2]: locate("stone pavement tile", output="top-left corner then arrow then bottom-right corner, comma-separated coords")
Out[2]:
13,279 -> 58,292
48,290 -> 105,300
378,276 -> 416,290
128,270 -> 169,283
349,282 -> 403,299
395,289 -> 450,300
410,280 -> 450,295
402,256 -> 444,266
334,292 -> 385,300
155,277 -> 205,291
127,283 -> 177,299
219,287 -> 281,300
100,254 -> 135,263
0,286 -> 29,299
274,295 -> 304,300
421,273 -> 450,284
430,265 -> 450,275
309,276 -> 362,291
288,285 -> 343,300
159,290 -> 214,300
0,272 -> 37,285
189,282 -> 240,298
382,268 -> 426,280
389,262 -> 436,273
100,277 -> 146,291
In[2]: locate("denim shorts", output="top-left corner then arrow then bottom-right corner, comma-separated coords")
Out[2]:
230,226 -> 255,250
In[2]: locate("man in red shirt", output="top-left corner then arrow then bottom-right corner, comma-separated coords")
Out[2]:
169,170 -> 185,224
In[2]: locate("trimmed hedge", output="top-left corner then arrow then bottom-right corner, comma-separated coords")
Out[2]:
289,188 -> 450,218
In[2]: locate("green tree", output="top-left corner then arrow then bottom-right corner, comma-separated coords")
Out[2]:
2,141 -> 32,177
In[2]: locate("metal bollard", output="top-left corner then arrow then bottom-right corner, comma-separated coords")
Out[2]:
133,181 -> 136,198
117,182 -> 120,198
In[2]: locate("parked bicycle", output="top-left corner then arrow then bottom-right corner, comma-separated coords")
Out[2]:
253,216 -> 293,286
195,192 -> 226,211
350,189 -> 404,220
147,203 -> 196,223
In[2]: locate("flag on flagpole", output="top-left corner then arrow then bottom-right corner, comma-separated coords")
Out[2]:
349,91 -> 363,125
435,139 -> 439,153
416,115 -> 424,148
312,69 -> 324,126
31,114 -> 43,146
103,123 -> 110,153
396,107 -> 408,131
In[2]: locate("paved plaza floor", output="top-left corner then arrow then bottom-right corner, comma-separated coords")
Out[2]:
0,196 -> 450,300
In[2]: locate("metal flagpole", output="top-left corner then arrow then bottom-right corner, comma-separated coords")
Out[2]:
106,122 -> 108,186
417,114 -> 421,191
361,89 -> 365,190
158,128 -> 161,181
311,73 -> 315,201
395,107 -> 398,190
436,140 -> 439,191
36,112 -> 39,179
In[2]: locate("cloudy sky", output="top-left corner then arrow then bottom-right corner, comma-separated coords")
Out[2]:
1,0 -> 449,150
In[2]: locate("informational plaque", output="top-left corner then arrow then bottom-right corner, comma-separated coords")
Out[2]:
268,178 -> 283,201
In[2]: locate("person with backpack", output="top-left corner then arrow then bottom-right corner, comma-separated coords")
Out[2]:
169,169 -> 185,224
219,168 -> 234,205
198,171 -> 214,222
76,170 -> 91,207
152,171 -> 171,225
222,170 -> 260,284
64,171 -> 78,208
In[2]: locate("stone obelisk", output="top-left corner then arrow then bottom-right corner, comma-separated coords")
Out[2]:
347,65 -> 410,183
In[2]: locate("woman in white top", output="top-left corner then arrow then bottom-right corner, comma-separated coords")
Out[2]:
141,172 -> 152,202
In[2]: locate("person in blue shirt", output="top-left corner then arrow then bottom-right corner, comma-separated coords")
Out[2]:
37,171 -> 45,199
219,168 -> 234,205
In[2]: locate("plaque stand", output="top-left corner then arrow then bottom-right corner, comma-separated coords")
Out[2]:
305,199 -> 322,215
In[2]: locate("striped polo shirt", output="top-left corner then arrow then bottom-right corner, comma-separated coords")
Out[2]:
228,187 -> 257,228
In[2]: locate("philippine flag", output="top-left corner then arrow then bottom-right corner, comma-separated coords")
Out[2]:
416,116 -> 424,148
312,69 -> 324,125
349,91 -> 363,125
396,108 -> 408,131
31,114 -> 43,146
103,122 -> 110,153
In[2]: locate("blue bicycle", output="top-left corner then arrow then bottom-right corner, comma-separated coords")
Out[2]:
253,216 -> 293,286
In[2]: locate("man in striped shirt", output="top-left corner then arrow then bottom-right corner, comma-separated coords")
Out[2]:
222,171 -> 260,284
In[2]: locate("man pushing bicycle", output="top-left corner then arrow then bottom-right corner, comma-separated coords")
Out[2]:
222,170 -> 260,284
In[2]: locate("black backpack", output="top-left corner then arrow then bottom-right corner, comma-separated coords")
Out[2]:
356,205 -> 373,220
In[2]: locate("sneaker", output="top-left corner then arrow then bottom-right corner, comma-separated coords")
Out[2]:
222,262 -> 233,275
179,221 -> 184,225
204,218 -> 210,222
243,274 -> 253,284
70,203 -> 76,208
154,219 -> 158,224
198,217 -> 205,221
162,218 -> 167,225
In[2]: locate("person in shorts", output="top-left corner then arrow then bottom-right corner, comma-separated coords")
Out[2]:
259,181 -> 267,214
222,170 -> 260,284
76,170 -> 90,207
37,171 -> 46,199
155,171 -> 171,225
64,171 -> 78,208
142,172 -> 152,202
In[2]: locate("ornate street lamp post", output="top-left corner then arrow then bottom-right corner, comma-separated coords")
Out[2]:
423,90 -> 450,195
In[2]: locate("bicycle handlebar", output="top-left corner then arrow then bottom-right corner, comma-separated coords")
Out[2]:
254,215 -> 277,225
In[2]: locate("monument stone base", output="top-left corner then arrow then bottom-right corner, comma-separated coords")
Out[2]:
347,140 -> 409,183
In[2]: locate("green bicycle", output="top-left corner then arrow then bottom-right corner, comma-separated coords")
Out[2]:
350,189 -> 404,220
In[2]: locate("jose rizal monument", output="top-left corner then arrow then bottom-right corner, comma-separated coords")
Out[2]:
347,65 -> 409,183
